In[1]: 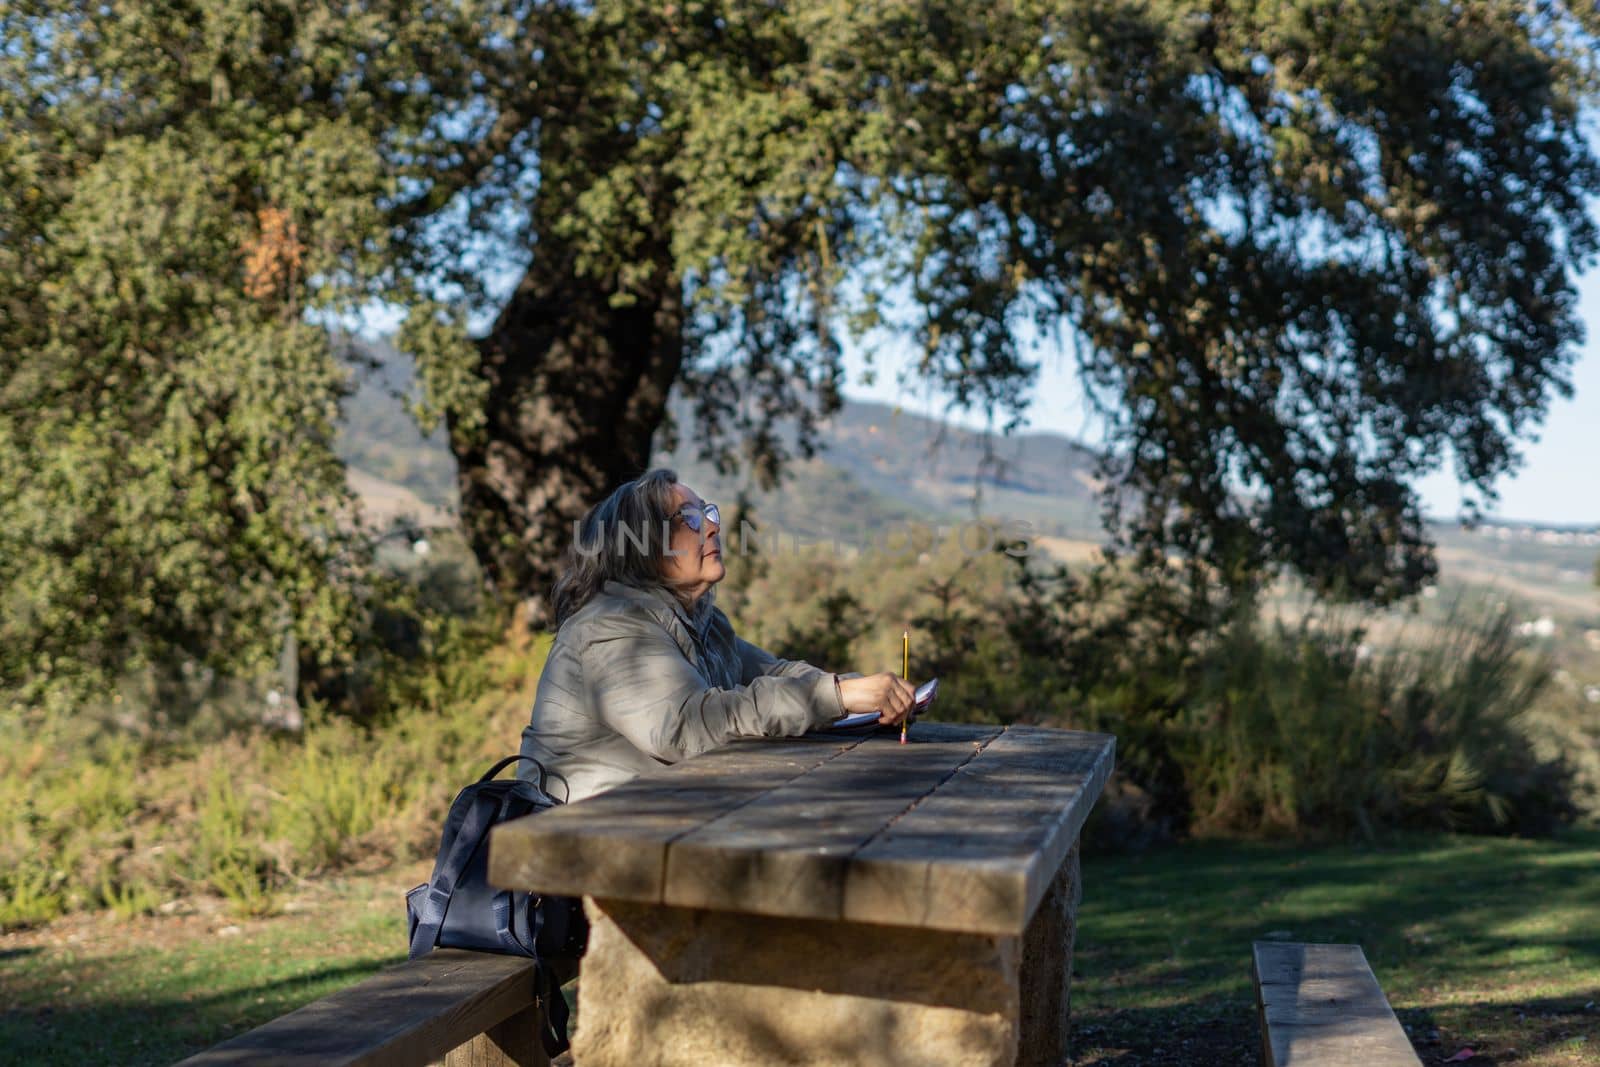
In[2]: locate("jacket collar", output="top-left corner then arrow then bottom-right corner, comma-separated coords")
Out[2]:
602,579 -> 699,633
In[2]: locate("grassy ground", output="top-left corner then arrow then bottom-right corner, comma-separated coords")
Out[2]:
1,835 -> 1596,1066
1071,830 -> 1600,1066
0,859 -> 428,1067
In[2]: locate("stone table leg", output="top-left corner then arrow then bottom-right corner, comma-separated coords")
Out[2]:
1018,840 -> 1081,1066
571,846 -> 1081,1067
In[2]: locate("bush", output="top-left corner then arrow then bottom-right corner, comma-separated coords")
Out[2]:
0,614 -> 549,932
1172,605 -> 1572,838
2,524 -> 1578,929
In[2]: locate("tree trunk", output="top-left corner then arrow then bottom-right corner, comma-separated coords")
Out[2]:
453,244 -> 683,627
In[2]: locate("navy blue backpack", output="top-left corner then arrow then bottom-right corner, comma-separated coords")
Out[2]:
406,755 -> 588,1055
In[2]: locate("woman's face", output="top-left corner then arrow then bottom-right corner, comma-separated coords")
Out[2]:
661,482 -> 724,601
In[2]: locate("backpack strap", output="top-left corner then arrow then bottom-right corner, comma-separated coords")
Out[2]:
479,753 -> 550,795
407,789 -> 500,960
488,789 -> 537,955
478,782 -> 576,1054
537,960 -> 573,1056
411,753 -> 577,1054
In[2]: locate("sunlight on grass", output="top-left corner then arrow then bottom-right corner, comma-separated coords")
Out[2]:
1072,830 -> 1600,1065
0,871 -> 414,1066
3,827 -> 1595,1065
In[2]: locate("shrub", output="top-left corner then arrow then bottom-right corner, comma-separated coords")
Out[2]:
0,862 -> 64,930
190,766 -> 282,917
0,607 -> 549,931
2,521 -> 1579,929
1172,604 -> 1572,838
272,714 -> 396,871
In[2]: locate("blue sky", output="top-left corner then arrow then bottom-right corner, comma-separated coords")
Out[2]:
837,267 -> 1600,528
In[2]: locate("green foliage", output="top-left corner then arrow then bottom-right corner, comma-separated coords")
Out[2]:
4,0 -> 1598,935
0,862 -> 64,930
767,588 -> 870,672
206,854 -> 282,921
0,0 -> 516,714
192,771 -> 281,918
422,0 -> 1600,610
0,610 -> 550,931
7,1 -> 1598,697
1171,606 -> 1571,838
274,720 -> 394,872
97,870 -> 162,922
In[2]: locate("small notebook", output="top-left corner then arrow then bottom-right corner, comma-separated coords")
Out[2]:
829,678 -> 939,730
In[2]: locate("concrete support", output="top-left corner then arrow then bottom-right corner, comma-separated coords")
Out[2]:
571,845 -> 1081,1067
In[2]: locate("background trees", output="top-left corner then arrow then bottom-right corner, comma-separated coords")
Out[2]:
0,1 -> 512,710
4,0 -> 1599,709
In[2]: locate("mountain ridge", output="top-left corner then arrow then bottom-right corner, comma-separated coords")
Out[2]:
332,336 -> 1599,612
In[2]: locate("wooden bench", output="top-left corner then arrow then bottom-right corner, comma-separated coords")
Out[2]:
174,948 -> 554,1067
489,722 -> 1116,1067
1251,941 -> 1421,1066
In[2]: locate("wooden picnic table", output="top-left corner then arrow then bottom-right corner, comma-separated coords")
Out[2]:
488,722 -> 1114,1067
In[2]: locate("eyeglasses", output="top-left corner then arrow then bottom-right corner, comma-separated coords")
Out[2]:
674,501 -> 721,533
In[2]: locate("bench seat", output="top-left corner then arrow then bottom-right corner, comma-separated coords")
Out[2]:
1251,941 -> 1421,1067
174,948 -> 548,1067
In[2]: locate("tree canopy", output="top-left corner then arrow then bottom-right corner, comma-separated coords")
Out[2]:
0,0 -> 503,710
419,0 -> 1600,610
4,0 -> 1599,709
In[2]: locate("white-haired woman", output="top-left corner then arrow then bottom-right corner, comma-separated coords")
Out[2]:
518,468 -> 914,803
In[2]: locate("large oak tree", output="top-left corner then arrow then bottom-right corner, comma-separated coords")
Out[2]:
418,0 -> 1600,615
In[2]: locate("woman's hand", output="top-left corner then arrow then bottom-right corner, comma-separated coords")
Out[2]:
837,672 -> 916,725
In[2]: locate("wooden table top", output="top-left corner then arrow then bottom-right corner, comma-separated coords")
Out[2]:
488,722 -> 1114,936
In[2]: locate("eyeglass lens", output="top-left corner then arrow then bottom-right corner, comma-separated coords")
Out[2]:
680,503 -> 719,533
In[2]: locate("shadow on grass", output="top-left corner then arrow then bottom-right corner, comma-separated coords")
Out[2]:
0,947 -> 39,963
1068,992 -> 1599,1066
1398,992 -> 1600,1066
1068,831 -> 1600,1066
0,960 -> 390,1067
1069,999 -> 1261,1065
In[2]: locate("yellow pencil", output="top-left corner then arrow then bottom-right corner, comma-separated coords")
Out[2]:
900,630 -> 909,744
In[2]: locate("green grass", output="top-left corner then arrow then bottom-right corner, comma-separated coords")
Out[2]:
1073,829 -> 1600,1065
0,869 -> 412,1067
4,834 -> 1597,1065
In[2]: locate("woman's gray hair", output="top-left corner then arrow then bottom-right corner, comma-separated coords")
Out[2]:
549,467 -> 718,630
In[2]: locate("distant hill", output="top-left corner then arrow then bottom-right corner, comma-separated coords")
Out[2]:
334,337 -> 1598,622
651,397 -> 1105,543
334,334 -> 458,512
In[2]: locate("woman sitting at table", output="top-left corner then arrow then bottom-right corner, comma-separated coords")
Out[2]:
518,468 -> 915,803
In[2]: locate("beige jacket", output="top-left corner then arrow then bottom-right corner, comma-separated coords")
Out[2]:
517,579 -> 846,803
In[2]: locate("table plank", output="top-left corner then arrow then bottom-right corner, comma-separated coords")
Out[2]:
488,737 -> 860,901
492,724 -> 1114,934
843,729 -> 1114,934
661,725 -> 1004,918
